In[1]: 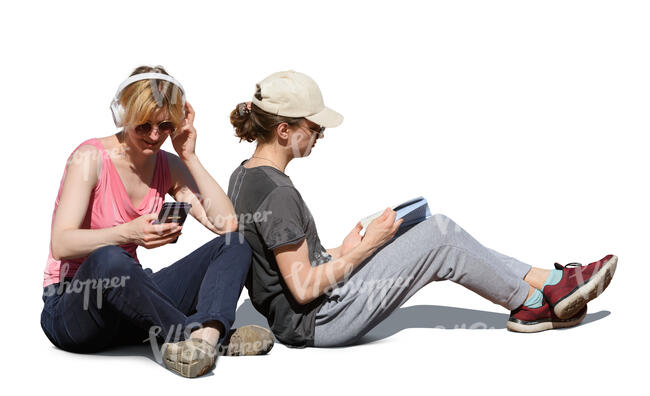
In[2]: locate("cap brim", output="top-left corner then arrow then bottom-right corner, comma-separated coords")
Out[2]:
305,106 -> 343,128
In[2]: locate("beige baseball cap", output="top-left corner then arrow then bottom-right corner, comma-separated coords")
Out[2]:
252,70 -> 343,128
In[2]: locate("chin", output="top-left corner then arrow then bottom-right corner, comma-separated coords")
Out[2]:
305,143 -> 317,155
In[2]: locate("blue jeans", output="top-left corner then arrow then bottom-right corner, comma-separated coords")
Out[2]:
40,233 -> 252,353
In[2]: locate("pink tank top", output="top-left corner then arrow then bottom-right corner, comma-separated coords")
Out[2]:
43,138 -> 172,287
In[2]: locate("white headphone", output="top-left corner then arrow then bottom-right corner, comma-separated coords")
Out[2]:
110,72 -> 186,127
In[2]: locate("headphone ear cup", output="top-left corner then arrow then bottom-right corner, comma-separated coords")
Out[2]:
110,98 -> 123,127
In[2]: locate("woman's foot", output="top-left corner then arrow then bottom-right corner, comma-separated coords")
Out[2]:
161,325 -> 274,377
223,325 -> 275,356
161,338 -> 217,378
542,254 -> 617,319
507,299 -> 587,333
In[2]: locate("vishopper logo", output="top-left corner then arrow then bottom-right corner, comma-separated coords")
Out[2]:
264,214 -> 467,308
287,257 -> 414,310
145,323 -> 274,362
289,129 -> 316,158
235,210 -> 273,225
347,275 -> 415,311
184,195 -> 271,231
430,213 -> 463,236
43,263 -> 130,310
148,78 -> 183,108
67,142 -> 128,182
193,208 -> 273,246
145,323 -> 195,364
433,322 -> 496,330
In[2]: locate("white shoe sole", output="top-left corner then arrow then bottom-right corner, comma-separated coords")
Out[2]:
553,255 -> 617,319
507,306 -> 587,333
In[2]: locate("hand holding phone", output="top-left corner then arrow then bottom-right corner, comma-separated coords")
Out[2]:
123,213 -> 182,249
152,202 -> 192,243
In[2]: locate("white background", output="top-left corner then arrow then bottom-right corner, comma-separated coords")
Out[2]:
1,0 -> 648,394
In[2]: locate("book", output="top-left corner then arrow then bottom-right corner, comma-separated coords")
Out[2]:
359,196 -> 431,236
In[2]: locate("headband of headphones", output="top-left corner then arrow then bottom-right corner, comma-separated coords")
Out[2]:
110,72 -> 186,127
113,72 -> 185,99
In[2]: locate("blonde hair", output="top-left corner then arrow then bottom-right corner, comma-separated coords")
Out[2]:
119,65 -> 185,129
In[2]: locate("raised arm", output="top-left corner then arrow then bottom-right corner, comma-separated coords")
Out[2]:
168,101 -> 238,235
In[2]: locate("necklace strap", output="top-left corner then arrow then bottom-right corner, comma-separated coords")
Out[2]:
250,156 -> 282,170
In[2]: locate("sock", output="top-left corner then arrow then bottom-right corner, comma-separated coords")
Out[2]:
541,269 -> 563,291
523,289 -> 544,308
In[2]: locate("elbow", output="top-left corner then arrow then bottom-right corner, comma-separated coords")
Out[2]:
216,216 -> 239,234
291,287 -> 318,305
293,295 -> 311,306
50,239 -> 64,261
51,232 -> 73,261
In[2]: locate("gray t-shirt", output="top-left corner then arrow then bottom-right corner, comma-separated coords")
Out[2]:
227,162 -> 332,347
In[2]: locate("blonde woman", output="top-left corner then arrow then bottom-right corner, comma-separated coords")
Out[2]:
41,66 -> 272,378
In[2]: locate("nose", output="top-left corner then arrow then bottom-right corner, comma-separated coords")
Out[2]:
148,126 -> 164,140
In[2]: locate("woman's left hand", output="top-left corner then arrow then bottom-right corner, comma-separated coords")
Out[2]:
171,101 -> 197,161
340,222 -> 364,256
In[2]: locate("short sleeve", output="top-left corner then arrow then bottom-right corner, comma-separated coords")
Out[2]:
256,187 -> 306,250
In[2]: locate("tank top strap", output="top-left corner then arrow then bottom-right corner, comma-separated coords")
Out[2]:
152,149 -> 172,198
64,138 -> 110,193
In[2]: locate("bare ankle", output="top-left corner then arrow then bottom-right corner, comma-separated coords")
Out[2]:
524,267 -> 551,290
190,321 -> 222,347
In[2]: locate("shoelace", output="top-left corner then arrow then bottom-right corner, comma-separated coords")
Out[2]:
554,262 -> 583,270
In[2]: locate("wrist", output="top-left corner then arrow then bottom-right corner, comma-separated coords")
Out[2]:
327,246 -> 342,259
115,223 -> 132,244
181,153 -> 199,164
358,239 -> 377,255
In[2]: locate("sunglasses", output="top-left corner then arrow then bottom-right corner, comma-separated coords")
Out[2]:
135,121 -> 176,135
301,124 -> 326,139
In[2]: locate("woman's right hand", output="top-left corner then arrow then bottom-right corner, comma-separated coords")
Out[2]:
122,213 -> 183,249
362,208 -> 403,250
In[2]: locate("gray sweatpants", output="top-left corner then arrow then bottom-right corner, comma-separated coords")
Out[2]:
313,214 -> 531,347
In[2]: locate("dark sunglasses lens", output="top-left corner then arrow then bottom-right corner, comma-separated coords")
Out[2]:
135,123 -> 152,134
159,122 -> 175,133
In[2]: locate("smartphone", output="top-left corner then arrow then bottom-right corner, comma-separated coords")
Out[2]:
153,202 -> 192,243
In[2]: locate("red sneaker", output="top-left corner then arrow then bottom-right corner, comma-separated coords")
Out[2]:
507,299 -> 587,333
543,255 -> 617,319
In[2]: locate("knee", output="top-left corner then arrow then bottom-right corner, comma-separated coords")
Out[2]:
221,232 -> 252,254
227,234 -> 252,269
430,213 -> 459,233
427,213 -> 463,245
210,233 -> 252,267
87,245 -> 128,262
85,246 -> 139,277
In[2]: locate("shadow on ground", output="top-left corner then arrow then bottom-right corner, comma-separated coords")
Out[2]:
233,299 -> 611,345
89,299 -> 610,358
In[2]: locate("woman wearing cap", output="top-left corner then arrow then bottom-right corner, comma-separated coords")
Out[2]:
227,70 -> 617,348
40,65 -> 273,378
